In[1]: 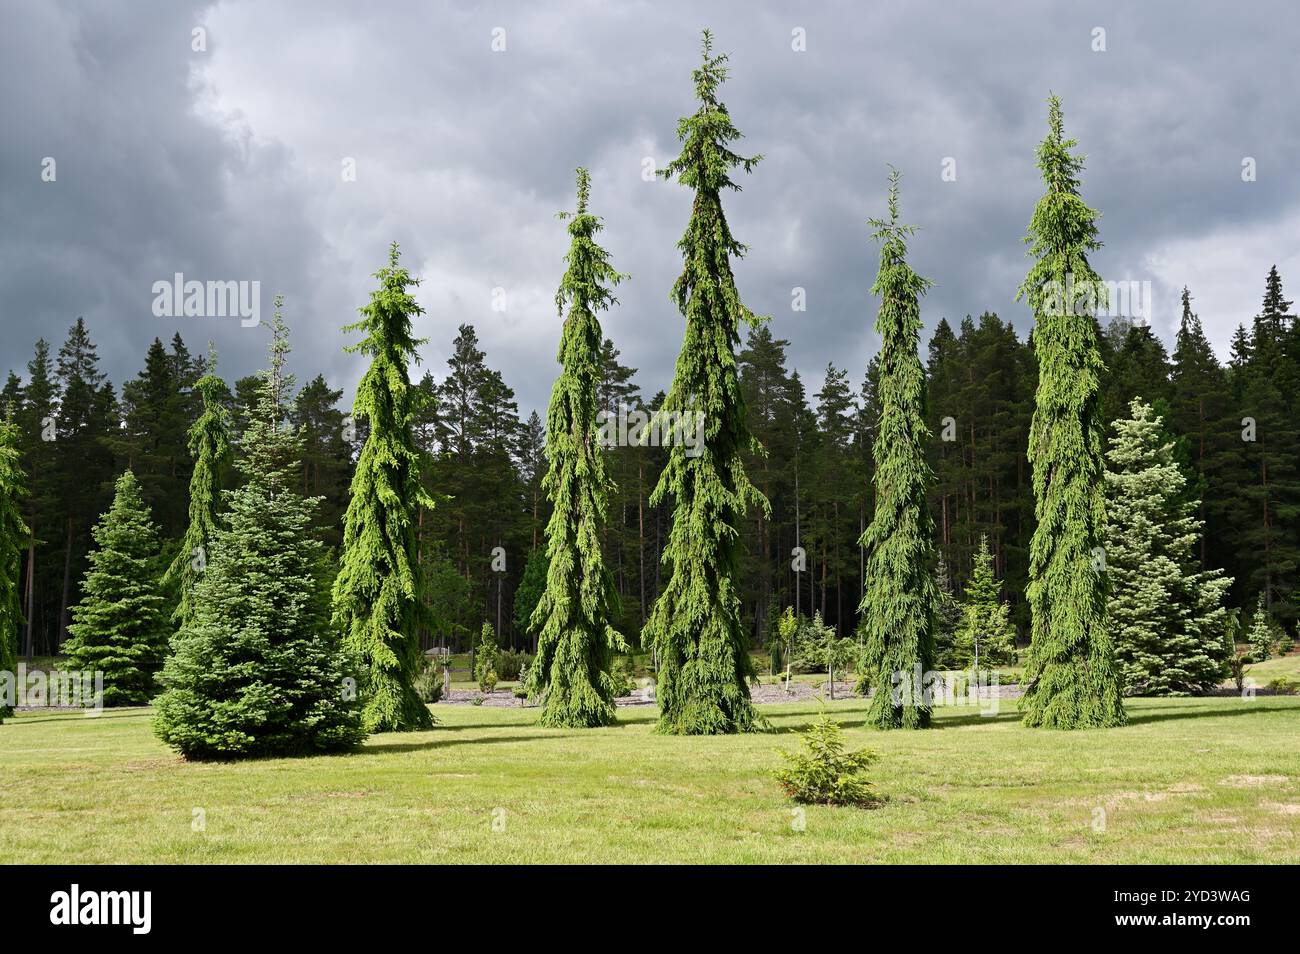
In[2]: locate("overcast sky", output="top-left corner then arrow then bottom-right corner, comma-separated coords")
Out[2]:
3,0 -> 1297,414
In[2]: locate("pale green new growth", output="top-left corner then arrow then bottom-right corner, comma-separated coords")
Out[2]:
333,244 -> 435,732
528,168 -> 627,727
162,343 -> 231,629
641,30 -> 769,735
856,168 -> 938,729
1016,95 -> 1126,729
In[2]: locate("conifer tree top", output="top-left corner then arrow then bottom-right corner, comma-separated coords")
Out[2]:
659,30 -> 761,194
869,167 -> 931,302
555,167 -> 627,324
1017,94 -> 1106,315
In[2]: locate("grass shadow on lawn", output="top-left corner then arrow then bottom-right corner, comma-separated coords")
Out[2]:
1121,702 -> 1286,726
8,707 -> 156,725
357,733 -> 572,756
934,699 -> 1290,729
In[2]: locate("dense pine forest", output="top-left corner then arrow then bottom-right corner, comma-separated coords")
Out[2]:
5,267 -> 1296,661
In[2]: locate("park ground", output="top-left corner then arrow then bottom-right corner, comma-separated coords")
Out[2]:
1,693 -> 1297,863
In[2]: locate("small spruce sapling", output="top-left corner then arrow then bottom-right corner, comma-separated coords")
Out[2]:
775,712 -> 882,808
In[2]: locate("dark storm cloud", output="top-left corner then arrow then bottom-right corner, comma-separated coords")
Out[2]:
2,0 -> 1297,412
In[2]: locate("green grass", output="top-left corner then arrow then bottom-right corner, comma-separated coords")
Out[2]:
1,696 -> 1297,863
1246,653 -> 1300,685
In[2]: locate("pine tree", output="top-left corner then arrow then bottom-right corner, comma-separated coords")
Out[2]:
1247,593 -> 1278,661
528,168 -> 627,727
932,555 -> 964,670
474,621 -> 498,691
518,409 -> 547,552
0,415 -> 28,721
855,168 -> 937,729
1016,95 -> 1126,729
63,471 -> 168,706
1171,287 -> 1232,572
1229,341 -> 1300,626
738,325 -> 798,646
53,318 -> 117,648
640,31 -> 768,735
15,339 -> 58,657
161,345 -> 232,629
512,546 -> 548,646
113,336 -> 196,537
293,374 -> 355,551
154,307 -> 365,759
1104,399 -> 1233,695
957,535 -> 1016,670
333,244 -> 435,733
809,364 -> 856,632
1099,319 -> 1173,425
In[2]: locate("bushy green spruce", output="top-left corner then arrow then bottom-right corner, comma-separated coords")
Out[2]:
528,168 -> 628,727
333,244 -> 435,733
775,713 -> 881,808
0,416 -> 29,721
161,344 -> 231,629
856,169 -> 937,729
641,31 -> 768,735
1247,593 -> 1279,661
63,471 -> 168,706
154,309 -> 365,759
1105,399 -> 1233,695
1016,96 -> 1126,728
957,535 -> 1017,670
474,621 -> 498,692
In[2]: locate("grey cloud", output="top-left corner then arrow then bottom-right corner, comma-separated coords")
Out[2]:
3,0 -> 1297,412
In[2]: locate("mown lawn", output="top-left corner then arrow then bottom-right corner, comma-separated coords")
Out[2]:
1,695 -> 1297,863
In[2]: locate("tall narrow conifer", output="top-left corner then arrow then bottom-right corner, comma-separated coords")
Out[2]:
1016,95 -> 1126,728
855,170 -> 938,729
162,345 -> 231,628
528,168 -> 627,727
333,243 -> 435,732
641,31 -> 768,735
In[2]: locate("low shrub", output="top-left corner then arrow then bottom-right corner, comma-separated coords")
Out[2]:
775,713 -> 882,808
1265,676 -> 1299,695
495,650 -> 533,681
413,655 -> 445,704
608,656 -> 637,697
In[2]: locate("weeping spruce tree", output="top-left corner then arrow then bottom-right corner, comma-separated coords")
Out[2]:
855,169 -> 938,729
1017,95 -> 1126,728
161,345 -> 231,629
528,168 -> 627,727
0,416 -> 28,722
333,243 -> 435,733
641,30 -> 768,735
